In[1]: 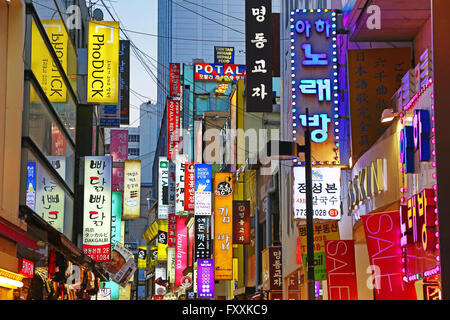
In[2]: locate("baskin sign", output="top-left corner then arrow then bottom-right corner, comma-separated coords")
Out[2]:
194,63 -> 246,82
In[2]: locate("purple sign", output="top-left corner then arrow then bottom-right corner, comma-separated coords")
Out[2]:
197,259 -> 214,299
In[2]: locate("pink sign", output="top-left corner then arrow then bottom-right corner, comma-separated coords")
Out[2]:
110,130 -> 128,191
362,211 -> 417,300
175,216 -> 188,287
325,240 -> 358,300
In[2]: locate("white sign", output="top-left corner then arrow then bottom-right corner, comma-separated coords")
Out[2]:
83,156 -> 112,261
158,157 -> 169,219
293,166 -> 341,220
175,154 -> 188,215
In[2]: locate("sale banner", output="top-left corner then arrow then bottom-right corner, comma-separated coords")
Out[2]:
325,240 -> 358,300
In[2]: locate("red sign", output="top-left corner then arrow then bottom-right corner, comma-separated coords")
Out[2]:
325,240 -> 358,300
169,63 -> 181,97
167,100 -> 181,161
232,201 -> 250,244
362,211 -> 417,300
168,214 -> 177,247
18,258 -> 34,278
184,163 -> 195,211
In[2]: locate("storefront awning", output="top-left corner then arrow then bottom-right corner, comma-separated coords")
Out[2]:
0,215 -> 39,250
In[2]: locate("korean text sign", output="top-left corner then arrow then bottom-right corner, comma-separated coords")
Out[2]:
194,63 -> 245,82
197,259 -> 214,299
158,157 -> 169,219
194,164 -> 212,215
298,221 -> 340,281
325,240 -> 358,300
175,155 -> 187,215
245,0 -> 273,112
169,63 -> 181,97
362,211 -> 417,300
175,216 -> 188,286
293,166 -> 341,220
214,173 -> 234,280
290,10 -> 339,163
233,200 -> 251,244
83,156 -> 112,261
184,163 -> 196,211
111,191 -> 122,246
167,99 -> 181,161
123,160 -> 141,219
87,21 -> 119,103
262,247 -> 282,291
195,216 -> 211,260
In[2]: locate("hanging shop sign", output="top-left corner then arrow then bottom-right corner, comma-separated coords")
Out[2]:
362,211 -> 417,300
262,247 -> 282,292
138,246 -> 147,269
83,156 -> 112,261
119,40 -> 130,125
87,20 -> 120,103
175,216 -> 188,287
400,189 -> 439,283
197,259 -> 214,299
214,173 -> 234,280
293,166 -> 341,220
99,104 -> 120,127
347,47 -> 411,160
31,20 -> 68,103
324,240 -> 358,300
36,162 -> 65,233
167,99 -> 181,161
290,9 -> 339,164
111,191 -> 122,246
232,200 -> 250,244
184,163 -> 196,211
214,46 -> 235,64
110,129 -> 128,191
169,62 -> 181,97
194,63 -> 246,82
26,162 -> 37,211
155,261 -> 168,296
123,160 -> 141,219
194,164 -> 212,216
195,216 -> 211,260
245,0 -> 273,112
157,220 -> 168,261
158,157 -> 170,219
18,258 -> 34,278
168,213 -> 177,247
175,155 -> 188,215
167,247 -> 176,284
298,221 -> 340,281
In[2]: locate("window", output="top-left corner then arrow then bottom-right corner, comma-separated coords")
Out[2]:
129,148 -> 140,156
128,135 -> 140,143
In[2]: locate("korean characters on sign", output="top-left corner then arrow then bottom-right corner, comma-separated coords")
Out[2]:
262,247 -> 282,292
194,164 -> 212,215
245,0 -> 273,112
175,154 -> 188,215
169,63 -> 181,97
293,166 -> 341,220
83,156 -> 112,262
291,10 -> 339,163
214,173 -> 234,280
233,201 -> 250,244
167,99 -> 181,161
195,216 -> 211,260
123,160 -> 141,219
184,163 -> 196,212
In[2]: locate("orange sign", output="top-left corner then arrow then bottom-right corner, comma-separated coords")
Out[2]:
214,173 -> 234,280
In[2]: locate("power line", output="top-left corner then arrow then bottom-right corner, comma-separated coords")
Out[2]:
177,0 -> 245,22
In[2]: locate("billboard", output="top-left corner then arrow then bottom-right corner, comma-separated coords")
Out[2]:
123,160 -> 141,219
82,156 -> 112,261
194,63 -> 246,82
87,21 -> 119,103
293,166 -> 341,220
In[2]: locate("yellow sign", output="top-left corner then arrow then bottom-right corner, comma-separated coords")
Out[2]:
157,220 -> 168,261
123,160 -> 141,219
138,245 -> 147,269
214,172 -> 234,280
87,21 -> 119,103
297,221 -> 340,254
31,20 -> 68,103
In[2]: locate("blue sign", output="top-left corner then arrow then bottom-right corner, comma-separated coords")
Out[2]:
26,162 -> 37,210
100,104 -> 120,127
194,164 -> 212,192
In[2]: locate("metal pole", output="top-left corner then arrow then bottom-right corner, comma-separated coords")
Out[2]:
304,108 -> 315,300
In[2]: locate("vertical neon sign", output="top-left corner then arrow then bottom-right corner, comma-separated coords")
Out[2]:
290,9 -> 339,165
